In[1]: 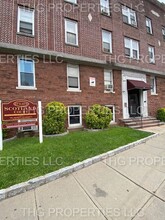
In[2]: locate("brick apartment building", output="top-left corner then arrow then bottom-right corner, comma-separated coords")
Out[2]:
0,0 -> 165,129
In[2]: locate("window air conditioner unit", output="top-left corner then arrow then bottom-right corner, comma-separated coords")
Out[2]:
106,84 -> 113,91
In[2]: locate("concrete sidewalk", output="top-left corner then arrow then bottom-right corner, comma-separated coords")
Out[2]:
0,131 -> 165,219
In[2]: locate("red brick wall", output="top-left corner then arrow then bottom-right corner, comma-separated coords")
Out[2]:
0,56 -> 123,124
1,0 -> 165,72
147,75 -> 165,117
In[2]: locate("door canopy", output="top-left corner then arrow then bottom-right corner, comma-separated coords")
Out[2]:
127,80 -> 151,91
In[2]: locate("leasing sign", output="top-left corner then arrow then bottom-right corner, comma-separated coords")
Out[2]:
2,100 -> 37,121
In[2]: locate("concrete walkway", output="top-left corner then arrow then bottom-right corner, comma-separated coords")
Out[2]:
0,129 -> 165,219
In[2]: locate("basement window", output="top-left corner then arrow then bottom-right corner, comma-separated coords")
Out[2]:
17,6 -> 34,35
68,106 -> 82,127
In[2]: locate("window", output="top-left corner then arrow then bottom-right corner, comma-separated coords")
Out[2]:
67,64 -> 80,91
148,46 -> 155,64
146,17 -> 152,34
162,27 -> 165,40
105,105 -> 115,123
150,76 -> 157,94
68,106 -> 82,127
65,0 -> 77,4
102,30 -> 112,53
124,38 -> 139,59
122,6 -> 137,27
17,7 -> 34,35
100,0 -> 110,15
104,70 -> 114,92
18,57 -> 36,89
65,19 -> 78,46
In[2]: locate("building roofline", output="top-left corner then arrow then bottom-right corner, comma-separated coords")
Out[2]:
0,42 -> 165,77
147,0 -> 165,12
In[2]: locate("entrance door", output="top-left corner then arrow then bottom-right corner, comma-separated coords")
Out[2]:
128,89 -> 141,117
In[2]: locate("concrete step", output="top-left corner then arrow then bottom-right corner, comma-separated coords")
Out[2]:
125,120 -> 161,126
130,122 -> 164,129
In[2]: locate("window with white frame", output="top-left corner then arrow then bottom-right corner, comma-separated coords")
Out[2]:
146,17 -> 152,34
148,46 -> 155,64
122,6 -> 137,27
104,70 -> 113,92
18,57 -> 35,89
105,105 -> 115,123
17,7 -> 34,35
68,106 -> 82,127
150,76 -> 157,94
100,0 -> 110,15
102,30 -> 112,53
67,64 -> 80,91
65,0 -> 77,4
124,37 -> 139,59
65,19 -> 78,46
162,27 -> 165,40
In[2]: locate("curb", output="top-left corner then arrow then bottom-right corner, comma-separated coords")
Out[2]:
0,133 -> 159,202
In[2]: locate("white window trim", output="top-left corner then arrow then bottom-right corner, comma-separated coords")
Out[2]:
102,30 -> 112,54
67,64 -> 81,92
105,105 -> 116,124
65,19 -> 78,46
17,6 -> 35,35
68,106 -> 82,128
124,37 -> 139,60
151,76 -> 157,95
146,17 -> 153,34
17,56 -> 36,90
104,69 -> 114,93
122,6 -> 137,27
148,46 -> 155,64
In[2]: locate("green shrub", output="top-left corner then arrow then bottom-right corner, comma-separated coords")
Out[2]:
2,129 -> 8,139
43,101 -> 67,135
85,104 -> 112,129
157,108 -> 165,122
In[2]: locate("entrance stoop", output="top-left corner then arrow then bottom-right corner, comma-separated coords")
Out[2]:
120,117 -> 164,129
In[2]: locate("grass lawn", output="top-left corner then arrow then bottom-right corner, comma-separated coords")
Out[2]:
0,126 -> 152,189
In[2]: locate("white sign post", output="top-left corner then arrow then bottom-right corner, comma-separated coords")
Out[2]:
38,101 -> 43,144
0,100 -> 3,151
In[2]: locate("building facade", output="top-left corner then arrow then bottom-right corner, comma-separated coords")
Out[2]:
0,0 -> 165,129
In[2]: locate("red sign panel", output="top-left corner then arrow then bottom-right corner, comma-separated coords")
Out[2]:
2,100 -> 37,121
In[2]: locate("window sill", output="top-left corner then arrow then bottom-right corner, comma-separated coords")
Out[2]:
123,22 -> 138,29
101,12 -> 111,17
64,0 -> 78,6
68,125 -> 83,129
67,89 -> 82,92
151,93 -> 158,96
65,43 -> 79,47
102,50 -> 113,55
104,91 -> 115,94
16,86 -> 37,90
17,32 -> 35,38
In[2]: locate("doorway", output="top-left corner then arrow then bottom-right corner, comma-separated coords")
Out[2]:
128,89 -> 141,117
